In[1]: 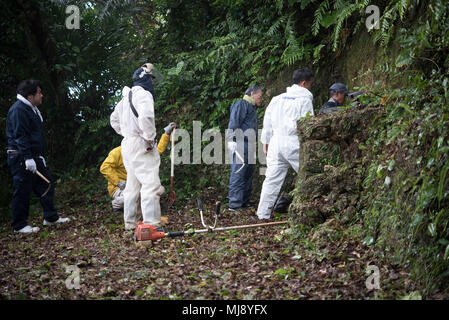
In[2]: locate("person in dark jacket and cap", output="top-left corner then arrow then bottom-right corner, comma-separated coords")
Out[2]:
6,80 -> 70,233
319,83 -> 350,114
226,85 -> 263,211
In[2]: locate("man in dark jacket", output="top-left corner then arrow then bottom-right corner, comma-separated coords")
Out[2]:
226,85 -> 263,211
319,83 -> 350,114
6,80 -> 70,234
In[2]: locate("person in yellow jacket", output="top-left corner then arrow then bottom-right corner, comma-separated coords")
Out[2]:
100,122 -> 175,213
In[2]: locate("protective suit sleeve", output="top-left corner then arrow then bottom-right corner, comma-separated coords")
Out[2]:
226,100 -> 248,142
9,107 -> 33,159
110,100 -> 122,136
100,148 -> 122,188
134,89 -> 156,142
302,96 -> 315,117
260,98 -> 274,145
157,133 -> 170,155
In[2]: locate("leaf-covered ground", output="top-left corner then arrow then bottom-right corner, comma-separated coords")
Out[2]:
0,181 -> 442,300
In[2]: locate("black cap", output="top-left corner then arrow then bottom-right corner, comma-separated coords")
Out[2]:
329,83 -> 350,95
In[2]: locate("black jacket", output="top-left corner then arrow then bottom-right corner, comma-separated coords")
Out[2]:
6,100 -> 46,160
319,98 -> 342,114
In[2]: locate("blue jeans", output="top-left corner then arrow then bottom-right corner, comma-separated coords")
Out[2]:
228,152 -> 254,209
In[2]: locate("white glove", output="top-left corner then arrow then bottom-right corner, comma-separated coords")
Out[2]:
227,141 -> 237,155
39,156 -> 46,167
118,181 -> 126,190
25,159 -> 37,173
164,122 -> 176,135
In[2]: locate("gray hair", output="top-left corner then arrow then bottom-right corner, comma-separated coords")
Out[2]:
245,85 -> 263,96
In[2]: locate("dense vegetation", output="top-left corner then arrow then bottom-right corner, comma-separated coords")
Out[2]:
1,0 -> 448,298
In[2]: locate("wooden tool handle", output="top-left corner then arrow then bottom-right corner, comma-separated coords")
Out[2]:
35,170 -> 50,184
171,127 -> 175,177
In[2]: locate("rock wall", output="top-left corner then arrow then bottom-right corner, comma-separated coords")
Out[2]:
289,106 -> 385,226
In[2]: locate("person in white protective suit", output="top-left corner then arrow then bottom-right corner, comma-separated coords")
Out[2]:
256,68 -> 314,220
110,63 -> 165,230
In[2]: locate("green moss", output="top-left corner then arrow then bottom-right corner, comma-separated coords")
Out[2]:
319,143 -> 341,167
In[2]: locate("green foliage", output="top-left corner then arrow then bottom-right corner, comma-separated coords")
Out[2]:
0,0 -> 145,179
2,0 -> 449,298
280,15 -> 313,67
5,0 -> 423,205
353,0 -> 449,296
309,0 -> 423,53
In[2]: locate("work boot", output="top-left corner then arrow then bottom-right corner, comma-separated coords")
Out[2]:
43,217 -> 70,226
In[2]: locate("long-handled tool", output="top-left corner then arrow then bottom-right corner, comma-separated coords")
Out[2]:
21,158 -> 51,197
168,126 -> 176,206
35,170 -> 51,198
198,198 -> 220,230
133,198 -> 288,242
234,150 -> 246,174
133,219 -> 288,242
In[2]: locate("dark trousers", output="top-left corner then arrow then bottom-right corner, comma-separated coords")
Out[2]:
228,152 -> 255,209
7,154 -> 59,231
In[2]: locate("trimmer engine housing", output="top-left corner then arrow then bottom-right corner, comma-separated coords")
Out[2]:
134,222 -> 165,241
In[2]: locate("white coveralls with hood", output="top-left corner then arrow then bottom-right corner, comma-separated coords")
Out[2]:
257,84 -> 314,220
110,64 -> 165,230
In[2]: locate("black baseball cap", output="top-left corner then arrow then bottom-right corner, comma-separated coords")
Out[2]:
329,83 -> 350,95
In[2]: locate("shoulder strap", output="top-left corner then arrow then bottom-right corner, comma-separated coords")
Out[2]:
128,90 -> 139,118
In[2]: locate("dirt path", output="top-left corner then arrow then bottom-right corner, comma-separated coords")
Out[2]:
0,186 -> 414,300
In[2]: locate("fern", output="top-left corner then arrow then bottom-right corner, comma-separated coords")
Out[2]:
281,15 -> 302,66
274,0 -> 283,13
433,0 -> 447,23
267,16 -> 286,37
312,44 -> 325,64
281,45 -> 304,66
241,51 -> 256,69
438,161 -> 449,207
312,0 -> 329,36
334,0 -> 346,10
399,0 -> 410,20
380,6 -> 396,46
300,0 -> 318,10
331,3 -> 358,51
310,0 -> 418,50
371,0 -> 417,47
285,14 -> 296,44
226,16 -> 245,33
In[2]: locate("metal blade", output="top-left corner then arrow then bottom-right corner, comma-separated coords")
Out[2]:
234,150 -> 246,174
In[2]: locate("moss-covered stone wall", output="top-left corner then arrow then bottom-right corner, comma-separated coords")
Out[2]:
289,107 -> 384,226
